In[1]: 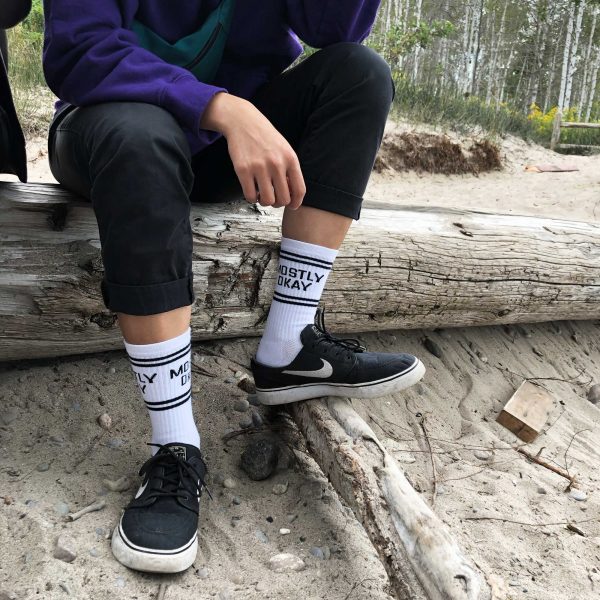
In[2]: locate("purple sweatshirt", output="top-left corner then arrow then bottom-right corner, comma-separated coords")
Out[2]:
43,1 -> 381,154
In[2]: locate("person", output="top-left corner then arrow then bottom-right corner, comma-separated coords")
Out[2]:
0,0 -> 30,183
43,0 -> 426,574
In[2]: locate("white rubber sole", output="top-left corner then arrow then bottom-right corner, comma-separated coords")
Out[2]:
256,358 -> 426,406
111,517 -> 197,573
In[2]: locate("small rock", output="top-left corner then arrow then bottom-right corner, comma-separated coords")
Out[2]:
3,496 -> 13,506
223,477 -> 237,489
255,530 -> 269,543
234,371 -> 244,379
36,463 -> 50,472
107,438 -> 124,449
233,398 -> 250,412
251,411 -> 264,428
474,450 -> 493,461
237,376 -> 256,394
95,527 -> 108,538
230,573 -> 244,585
0,591 -> 17,600
587,384 -> 600,405
225,377 -> 236,384
310,547 -> 325,560
537,487 -> 547,495
53,535 -> 77,563
103,476 -> 131,492
269,553 -> 306,573
97,413 -> 112,430
231,495 -> 241,506
107,367 -> 116,374
239,415 -> 253,429
287,514 -> 298,523
279,528 -> 291,535
89,548 -> 100,557
423,337 -> 443,358
272,482 -> 289,495
218,589 -> 233,600
569,488 -> 587,501
247,394 -> 260,406
195,567 -> 209,579
114,577 -> 125,588
0,408 -> 18,426
54,501 -> 70,516
241,439 -> 280,481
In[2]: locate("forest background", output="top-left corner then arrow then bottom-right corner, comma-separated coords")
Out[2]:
7,0 -> 600,150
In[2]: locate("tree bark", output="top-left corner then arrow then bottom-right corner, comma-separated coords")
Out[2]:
1,182 -> 600,361
290,398 -> 491,600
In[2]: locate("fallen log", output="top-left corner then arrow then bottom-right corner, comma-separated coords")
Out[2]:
290,398 -> 491,600
1,182 -> 600,361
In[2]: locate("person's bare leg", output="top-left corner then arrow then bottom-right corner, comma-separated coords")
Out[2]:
282,205 -> 352,250
118,306 -> 191,344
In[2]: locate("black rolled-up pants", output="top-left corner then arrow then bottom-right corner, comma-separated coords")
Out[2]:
49,42 -> 394,316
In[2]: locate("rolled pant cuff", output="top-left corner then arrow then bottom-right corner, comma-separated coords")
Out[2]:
101,274 -> 195,316
302,178 -> 363,220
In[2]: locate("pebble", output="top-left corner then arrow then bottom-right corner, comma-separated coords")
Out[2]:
310,546 -> 328,560
279,528 -> 291,535
423,337 -> 443,358
587,384 -> 600,405
230,573 -> 244,585
107,438 -> 124,449
239,415 -> 253,429
225,377 -> 236,384
54,501 -> 70,516
233,398 -> 250,412
272,482 -> 289,495
237,376 -> 256,394
223,477 -> 237,489
95,527 -> 108,538
287,514 -> 298,523
247,393 -> 260,406
195,567 -> 209,579
255,530 -> 269,543
241,439 -> 280,481
103,476 -> 131,492
89,548 -> 100,558
569,488 -> 587,501
269,553 -> 306,573
49,435 -> 66,446
107,367 -> 116,374
474,450 -> 493,461
114,577 -> 125,588
36,463 -> 50,472
537,487 -> 547,495
218,589 -> 233,600
53,535 -> 77,563
231,495 -> 241,505
0,592 -> 17,600
251,411 -> 264,428
97,413 -> 112,430
0,408 -> 18,426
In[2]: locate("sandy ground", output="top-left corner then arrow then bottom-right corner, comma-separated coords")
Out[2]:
1,128 -> 599,600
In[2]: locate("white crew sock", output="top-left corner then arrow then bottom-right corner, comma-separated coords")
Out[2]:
124,328 -> 200,453
256,237 -> 338,367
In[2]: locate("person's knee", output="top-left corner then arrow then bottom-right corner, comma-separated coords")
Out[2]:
321,42 -> 394,106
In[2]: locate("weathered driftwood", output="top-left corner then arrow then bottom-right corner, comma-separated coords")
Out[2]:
290,398 -> 490,600
1,181 -> 600,361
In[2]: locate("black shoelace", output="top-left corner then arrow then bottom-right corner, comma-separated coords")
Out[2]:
139,444 -> 212,503
314,308 -> 366,355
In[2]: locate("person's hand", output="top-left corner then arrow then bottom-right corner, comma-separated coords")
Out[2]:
200,92 -> 305,209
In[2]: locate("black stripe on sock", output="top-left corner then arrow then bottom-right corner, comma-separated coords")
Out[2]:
146,395 -> 191,412
129,343 -> 191,368
273,290 -> 320,304
144,389 -> 191,407
279,253 -> 333,271
273,296 -> 320,308
279,249 -> 333,268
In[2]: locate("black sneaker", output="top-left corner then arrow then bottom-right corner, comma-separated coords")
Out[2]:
111,443 -> 209,573
251,309 -> 425,405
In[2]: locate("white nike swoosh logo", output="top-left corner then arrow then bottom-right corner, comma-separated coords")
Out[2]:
282,358 -> 333,379
135,480 -> 148,499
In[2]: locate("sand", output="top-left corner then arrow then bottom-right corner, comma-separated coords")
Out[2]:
1,127 -> 599,600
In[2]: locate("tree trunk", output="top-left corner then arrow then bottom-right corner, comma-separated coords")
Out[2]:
558,2 -> 576,111
290,398 -> 491,600
2,182 -> 600,361
564,0 -> 587,109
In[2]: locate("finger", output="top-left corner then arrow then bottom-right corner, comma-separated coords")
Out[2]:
256,170 -> 275,206
271,165 -> 291,208
287,160 -> 306,210
235,166 -> 259,203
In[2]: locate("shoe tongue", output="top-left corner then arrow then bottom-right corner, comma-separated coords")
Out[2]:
161,444 -> 188,461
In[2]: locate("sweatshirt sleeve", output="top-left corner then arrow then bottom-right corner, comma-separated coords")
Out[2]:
285,1 -> 382,48
42,0 -> 227,142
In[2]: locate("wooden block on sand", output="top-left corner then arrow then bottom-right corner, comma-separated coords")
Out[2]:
497,381 -> 554,442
